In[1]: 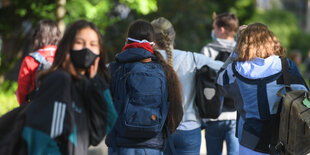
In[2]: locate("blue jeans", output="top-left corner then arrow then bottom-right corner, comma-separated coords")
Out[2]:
108,147 -> 163,155
204,120 -> 239,155
164,127 -> 201,155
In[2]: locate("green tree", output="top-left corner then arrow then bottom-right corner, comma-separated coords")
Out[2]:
246,9 -> 300,49
103,0 -> 256,57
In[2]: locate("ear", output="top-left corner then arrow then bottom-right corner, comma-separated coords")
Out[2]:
220,27 -> 225,34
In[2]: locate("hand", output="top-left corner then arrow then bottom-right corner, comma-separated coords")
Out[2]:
88,57 -> 100,79
236,25 -> 248,41
238,25 -> 247,35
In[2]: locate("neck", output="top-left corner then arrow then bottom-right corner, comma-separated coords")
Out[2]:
225,36 -> 235,41
218,35 -> 235,41
140,58 -> 152,63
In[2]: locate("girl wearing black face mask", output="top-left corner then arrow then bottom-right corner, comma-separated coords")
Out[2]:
19,20 -> 117,155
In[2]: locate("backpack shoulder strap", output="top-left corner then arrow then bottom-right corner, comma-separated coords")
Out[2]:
270,57 -> 291,154
29,51 -> 47,64
280,57 -> 290,86
29,51 -> 51,91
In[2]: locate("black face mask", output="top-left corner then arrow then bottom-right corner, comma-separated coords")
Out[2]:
70,48 -> 99,69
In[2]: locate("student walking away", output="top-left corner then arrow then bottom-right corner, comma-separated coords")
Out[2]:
106,19 -> 183,155
151,17 -> 223,155
289,49 -> 302,70
200,12 -> 239,155
17,19 -> 61,105
21,20 -> 115,155
217,23 -> 308,155
305,50 -> 310,84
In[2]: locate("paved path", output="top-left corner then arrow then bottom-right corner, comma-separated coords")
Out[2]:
88,130 -> 227,155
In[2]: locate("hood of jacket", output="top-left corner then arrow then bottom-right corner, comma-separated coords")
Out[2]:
208,38 -> 236,53
235,55 -> 282,79
116,48 -> 155,63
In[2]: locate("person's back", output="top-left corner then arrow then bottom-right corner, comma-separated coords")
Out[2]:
17,19 -> 61,105
152,17 -> 224,155
305,51 -> 310,83
217,23 -> 308,155
106,19 -> 183,155
200,12 -> 239,155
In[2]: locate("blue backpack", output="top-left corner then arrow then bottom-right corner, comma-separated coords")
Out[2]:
110,61 -> 170,138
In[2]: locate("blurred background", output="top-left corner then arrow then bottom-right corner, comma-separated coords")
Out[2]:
1,0 -> 310,115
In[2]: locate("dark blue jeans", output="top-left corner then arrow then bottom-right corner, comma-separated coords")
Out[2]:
204,120 -> 239,155
164,127 -> 201,155
108,147 -> 163,155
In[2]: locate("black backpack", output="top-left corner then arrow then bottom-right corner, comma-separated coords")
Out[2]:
193,49 -> 234,119
0,104 -> 29,155
192,52 -> 223,119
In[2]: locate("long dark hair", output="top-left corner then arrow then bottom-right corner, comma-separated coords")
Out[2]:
127,19 -> 183,133
32,19 -> 61,51
39,20 -> 110,82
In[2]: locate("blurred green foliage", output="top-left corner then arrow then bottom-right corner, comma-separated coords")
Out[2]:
103,0 -> 256,59
246,9 -> 299,50
290,32 -> 310,57
121,0 -> 157,15
65,0 -> 114,32
0,80 -> 18,116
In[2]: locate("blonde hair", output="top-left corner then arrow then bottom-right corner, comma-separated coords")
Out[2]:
234,23 -> 286,61
151,17 -> 176,66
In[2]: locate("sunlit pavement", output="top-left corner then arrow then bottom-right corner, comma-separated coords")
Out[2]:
88,130 -> 228,155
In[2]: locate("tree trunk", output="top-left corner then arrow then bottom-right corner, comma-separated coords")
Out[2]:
56,0 -> 66,34
306,0 -> 310,33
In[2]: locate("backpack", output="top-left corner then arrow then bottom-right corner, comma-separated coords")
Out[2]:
193,47 -> 234,119
110,62 -> 170,138
0,103 -> 29,155
29,51 -> 52,85
25,51 -> 52,102
276,89 -> 310,155
273,58 -> 310,155
192,52 -> 222,119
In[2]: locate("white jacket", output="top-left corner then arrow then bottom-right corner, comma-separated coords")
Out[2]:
158,49 -> 223,130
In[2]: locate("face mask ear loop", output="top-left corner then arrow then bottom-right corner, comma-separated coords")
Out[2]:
127,37 -> 154,45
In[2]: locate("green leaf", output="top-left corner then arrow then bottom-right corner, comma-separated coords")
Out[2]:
120,0 -> 157,15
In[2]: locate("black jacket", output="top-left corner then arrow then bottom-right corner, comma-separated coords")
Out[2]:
22,69 -> 109,155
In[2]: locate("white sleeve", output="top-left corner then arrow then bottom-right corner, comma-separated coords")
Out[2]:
193,52 -> 223,71
201,46 -> 211,57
